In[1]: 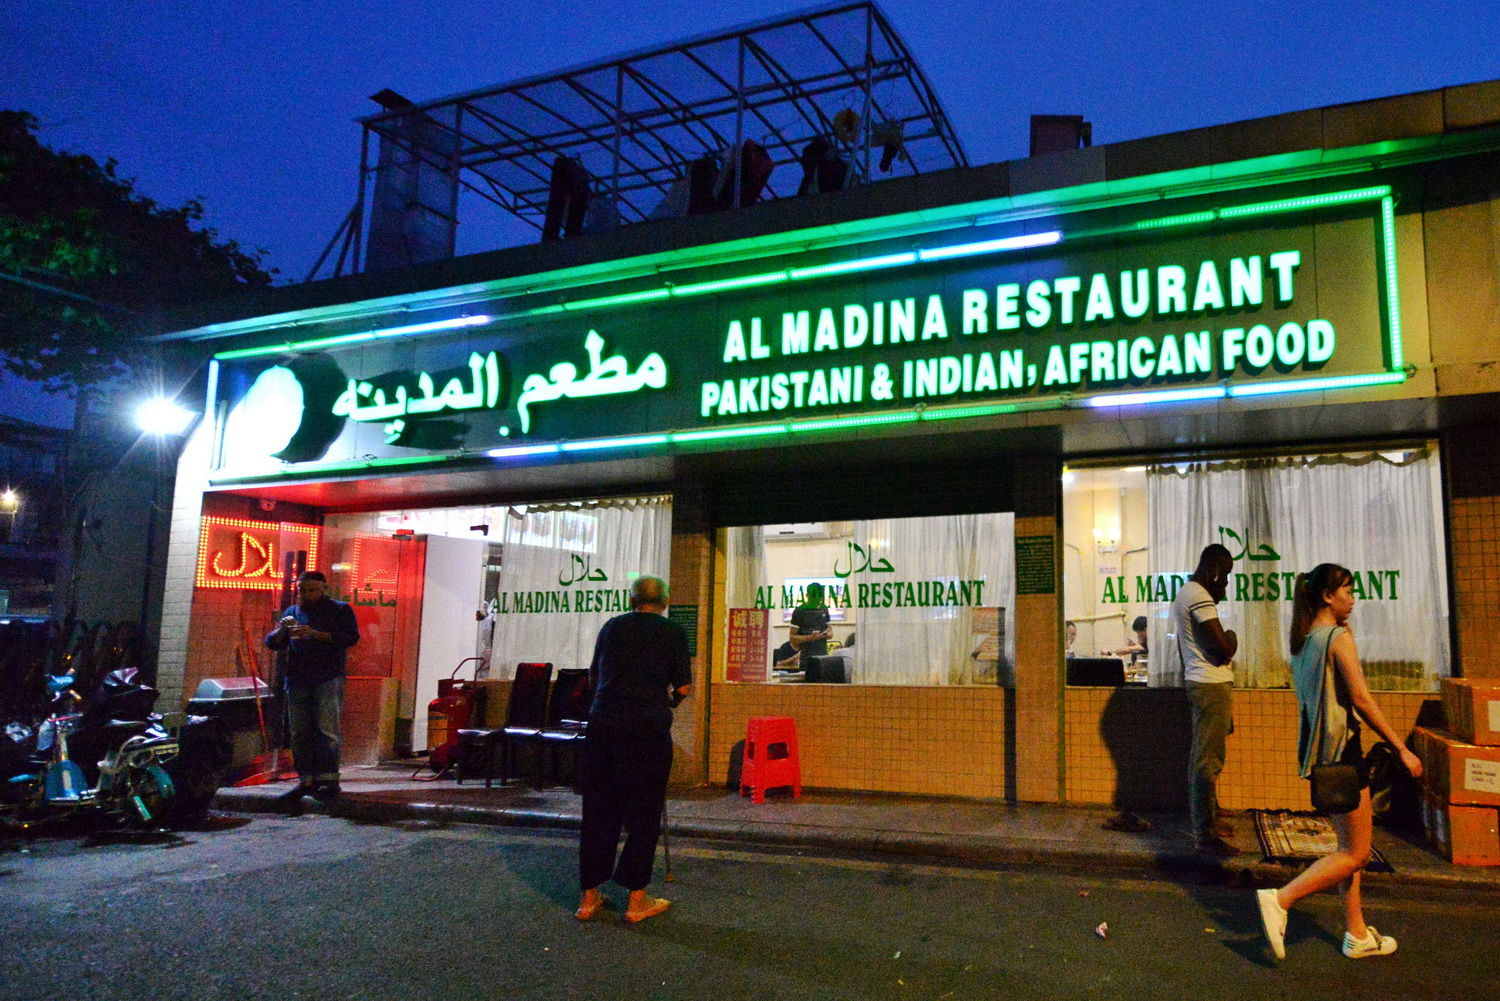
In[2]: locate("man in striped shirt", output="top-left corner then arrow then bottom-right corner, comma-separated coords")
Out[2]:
1172,544 -> 1239,856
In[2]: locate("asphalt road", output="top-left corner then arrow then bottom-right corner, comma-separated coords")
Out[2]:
2,812 -> 1497,1001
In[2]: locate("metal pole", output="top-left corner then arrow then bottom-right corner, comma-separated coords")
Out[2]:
353,126 -> 370,275
613,65 -> 624,219
660,797 -> 674,882
733,36 -> 745,209
861,6 -> 874,182
444,105 -> 463,260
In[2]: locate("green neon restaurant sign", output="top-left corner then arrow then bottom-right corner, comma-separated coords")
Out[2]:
210,185 -> 1404,480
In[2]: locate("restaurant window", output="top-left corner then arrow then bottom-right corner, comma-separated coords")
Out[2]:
721,512 -> 1015,685
322,493 -> 672,681
1062,445 -> 1450,691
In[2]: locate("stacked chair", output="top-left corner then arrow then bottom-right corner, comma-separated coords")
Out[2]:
534,668 -> 592,791
455,662 -> 595,790
456,662 -> 551,788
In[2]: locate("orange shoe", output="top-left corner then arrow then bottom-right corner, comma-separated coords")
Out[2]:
574,891 -> 606,921
624,896 -> 671,923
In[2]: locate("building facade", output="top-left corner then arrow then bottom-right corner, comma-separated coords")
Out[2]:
151,79 -> 1500,811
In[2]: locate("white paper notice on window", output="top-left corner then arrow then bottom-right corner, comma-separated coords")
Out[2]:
1488,699 -> 1500,734
1465,758 -> 1500,795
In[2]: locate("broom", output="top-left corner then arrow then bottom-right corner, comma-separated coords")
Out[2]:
230,616 -> 291,786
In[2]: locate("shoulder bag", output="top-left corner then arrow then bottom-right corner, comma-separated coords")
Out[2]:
1310,760 -> 1360,814
1309,628 -> 1359,814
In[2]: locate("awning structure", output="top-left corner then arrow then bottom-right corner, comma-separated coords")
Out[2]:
313,2 -> 968,278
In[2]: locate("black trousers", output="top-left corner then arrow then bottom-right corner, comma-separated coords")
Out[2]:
578,717 -> 673,892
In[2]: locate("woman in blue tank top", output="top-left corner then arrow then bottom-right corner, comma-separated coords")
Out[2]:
1254,563 -> 1423,962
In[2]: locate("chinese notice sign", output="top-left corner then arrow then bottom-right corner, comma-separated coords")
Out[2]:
726,608 -> 769,683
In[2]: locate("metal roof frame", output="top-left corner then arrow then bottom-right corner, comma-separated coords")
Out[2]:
317,2 -> 967,278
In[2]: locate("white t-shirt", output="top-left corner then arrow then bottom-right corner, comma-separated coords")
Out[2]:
1172,579 -> 1232,684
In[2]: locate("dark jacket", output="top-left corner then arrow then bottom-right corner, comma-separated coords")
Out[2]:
588,611 -> 692,731
265,597 -> 360,687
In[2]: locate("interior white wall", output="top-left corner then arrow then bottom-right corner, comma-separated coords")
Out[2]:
763,534 -> 858,644
412,534 -> 488,750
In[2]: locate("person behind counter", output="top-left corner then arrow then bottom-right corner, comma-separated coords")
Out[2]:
1064,620 -> 1078,659
828,631 -> 855,664
1105,616 -> 1149,663
789,582 -> 833,665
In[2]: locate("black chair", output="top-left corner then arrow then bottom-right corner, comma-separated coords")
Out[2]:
803,656 -> 848,683
500,662 -> 554,784
1066,657 -> 1126,686
532,668 -> 592,790
455,662 -> 552,787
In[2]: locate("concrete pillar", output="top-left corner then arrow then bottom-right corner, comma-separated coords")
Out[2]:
1448,424 -> 1500,679
154,417 -> 213,708
668,481 -> 714,784
1010,454 -> 1064,802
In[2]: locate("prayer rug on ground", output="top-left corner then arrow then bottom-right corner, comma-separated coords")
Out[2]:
1250,809 -> 1394,873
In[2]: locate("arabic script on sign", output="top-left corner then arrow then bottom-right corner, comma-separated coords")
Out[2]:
515,330 -> 668,434
833,541 -> 896,578
211,533 -> 276,579
559,552 -> 609,587
1217,526 -> 1282,562
333,351 -> 503,432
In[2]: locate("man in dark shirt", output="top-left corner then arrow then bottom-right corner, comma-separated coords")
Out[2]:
789,582 -> 832,665
575,575 -> 692,924
265,570 -> 360,801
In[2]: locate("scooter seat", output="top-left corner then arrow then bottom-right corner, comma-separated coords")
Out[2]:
104,719 -> 151,733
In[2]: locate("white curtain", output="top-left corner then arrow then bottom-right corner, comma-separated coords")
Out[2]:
850,512 -> 1016,685
1146,448 -> 1448,690
722,514 -> 1015,685
725,524 -> 766,612
491,495 -> 672,676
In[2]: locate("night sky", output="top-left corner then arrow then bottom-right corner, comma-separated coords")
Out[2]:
4,0 -> 1498,427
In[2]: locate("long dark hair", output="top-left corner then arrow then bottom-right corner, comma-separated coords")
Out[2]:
1289,563 -> 1353,655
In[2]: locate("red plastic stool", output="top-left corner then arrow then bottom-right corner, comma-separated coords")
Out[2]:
741,715 -> 801,803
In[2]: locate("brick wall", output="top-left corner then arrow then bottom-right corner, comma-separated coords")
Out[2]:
709,684 -> 1010,798
1065,687 -> 1430,810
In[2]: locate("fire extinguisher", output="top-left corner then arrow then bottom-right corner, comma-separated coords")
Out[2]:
427,658 -> 487,773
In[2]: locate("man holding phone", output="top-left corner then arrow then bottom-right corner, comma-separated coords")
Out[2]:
266,570 -> 360,802
1173,544 -> 1240,855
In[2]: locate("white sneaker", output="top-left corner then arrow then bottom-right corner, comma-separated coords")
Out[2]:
1343,926 -> 1398,958
1256,888 -> 1287,960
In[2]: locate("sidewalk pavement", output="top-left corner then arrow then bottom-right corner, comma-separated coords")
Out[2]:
213,763 -> 1500,893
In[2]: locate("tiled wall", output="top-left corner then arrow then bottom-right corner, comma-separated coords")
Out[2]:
1065,687 -> 1431,810
156,421 -> 215,708
181,586 -> 280,704
1452,494 -> 1500,679
669,523 -> 714,784
708,684 -> 1010,798
1064,687 -> 1190,808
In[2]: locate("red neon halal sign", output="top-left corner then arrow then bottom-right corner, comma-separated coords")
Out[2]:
195,516 -> 321,590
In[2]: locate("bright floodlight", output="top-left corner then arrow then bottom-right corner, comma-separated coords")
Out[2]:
136,397 -> 197,435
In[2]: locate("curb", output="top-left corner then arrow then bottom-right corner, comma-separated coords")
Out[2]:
214,789 -> 1500,894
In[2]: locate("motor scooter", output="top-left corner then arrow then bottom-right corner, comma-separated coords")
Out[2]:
1,668 -> 230,832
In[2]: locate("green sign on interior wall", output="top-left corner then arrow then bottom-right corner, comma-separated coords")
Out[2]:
1015,535 -> 1056,595
668,604 -> 699,656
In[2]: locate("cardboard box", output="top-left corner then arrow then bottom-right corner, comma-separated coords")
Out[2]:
1422,790 -> 1500,866
1441,677 -> 1500,746
1413,726 -> 1500,808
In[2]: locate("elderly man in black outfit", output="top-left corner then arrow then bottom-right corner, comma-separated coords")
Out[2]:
575,575 -> 692,924
265,570 -> 360,802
